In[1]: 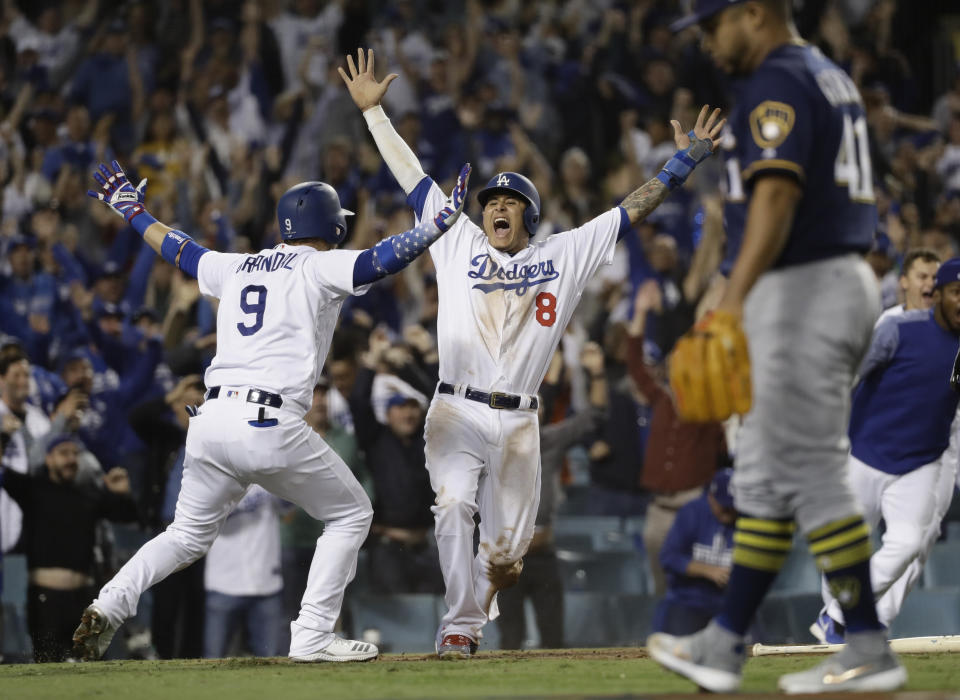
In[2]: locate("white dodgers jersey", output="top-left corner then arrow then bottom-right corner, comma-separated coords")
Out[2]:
196,244 -> 368,415
411,178 -> 626,395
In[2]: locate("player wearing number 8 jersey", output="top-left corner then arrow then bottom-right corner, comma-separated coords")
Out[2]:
71,160 -> 472,662
339,48 -> 723,656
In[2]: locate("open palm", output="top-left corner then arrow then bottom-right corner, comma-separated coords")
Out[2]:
672,105 -> 726,150
337,48 -> 398,112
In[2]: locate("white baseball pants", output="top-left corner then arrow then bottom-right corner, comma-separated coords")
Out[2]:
824,453 -> 941,628
424,393 -> 541,642
93,398 -> 372,656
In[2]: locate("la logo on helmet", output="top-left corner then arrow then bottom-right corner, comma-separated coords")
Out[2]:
496,174 -> 511,187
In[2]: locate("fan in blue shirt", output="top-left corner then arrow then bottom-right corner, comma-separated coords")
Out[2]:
653,469 -> 736,635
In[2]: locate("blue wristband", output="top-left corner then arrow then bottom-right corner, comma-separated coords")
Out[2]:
658,132 -> 714,191
159,229 -> 193,266
129,210 -> 158,236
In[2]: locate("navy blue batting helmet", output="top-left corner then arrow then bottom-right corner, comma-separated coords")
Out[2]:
476,172 -> 541,236
277,182 -> 353,245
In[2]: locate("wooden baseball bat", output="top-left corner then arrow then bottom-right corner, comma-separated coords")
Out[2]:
750,635 -> 960,657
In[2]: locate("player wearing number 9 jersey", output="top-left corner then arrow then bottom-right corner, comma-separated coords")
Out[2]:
71,159 -> 472,663
339,48 -> 723,656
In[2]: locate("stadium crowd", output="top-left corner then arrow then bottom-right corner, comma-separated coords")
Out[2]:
0,0 -> 958,660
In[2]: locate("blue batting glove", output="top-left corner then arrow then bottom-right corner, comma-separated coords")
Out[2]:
88,160 -> 150,224
656,132 -> 714,191
434,163 -> 472,233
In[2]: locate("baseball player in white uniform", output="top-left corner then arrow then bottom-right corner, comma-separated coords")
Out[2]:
339,48 -> 723,656
71,158 -> 471,662
812,257 -> 960,642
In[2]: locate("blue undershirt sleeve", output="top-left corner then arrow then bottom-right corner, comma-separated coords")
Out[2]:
405,176 -> 434,221
616,206 -> 632,241
177,241 -> 209,279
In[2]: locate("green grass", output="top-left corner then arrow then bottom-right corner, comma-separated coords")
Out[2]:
0,651 -> 956,699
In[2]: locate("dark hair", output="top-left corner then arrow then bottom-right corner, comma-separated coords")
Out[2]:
901,248 -> 941,276
0,343 -> 28,376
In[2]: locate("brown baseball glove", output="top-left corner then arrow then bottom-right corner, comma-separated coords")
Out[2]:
669,310 -> 752,422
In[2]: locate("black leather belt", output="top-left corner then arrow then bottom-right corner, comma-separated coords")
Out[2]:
205,386 -> 283,408
438,382 -> 537,410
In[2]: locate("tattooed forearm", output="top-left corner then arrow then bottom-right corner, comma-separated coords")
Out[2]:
620,178 -> 669,225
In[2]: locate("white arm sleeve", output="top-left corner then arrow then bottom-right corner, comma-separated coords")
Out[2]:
363,105 -> 426,195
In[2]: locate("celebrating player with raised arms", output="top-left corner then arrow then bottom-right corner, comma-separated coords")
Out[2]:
71,159 -> 471,663
340,48 -> 722,658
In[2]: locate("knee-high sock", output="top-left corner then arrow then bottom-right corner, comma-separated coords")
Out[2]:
715,516 -> 796,636
808,515 -> 881,633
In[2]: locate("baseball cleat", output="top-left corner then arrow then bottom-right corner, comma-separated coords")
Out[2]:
436,634 -> 478,659
71,605 -> 118,661
809,609 -> 845,644
778,642 -> 906,693
289,637 -> 378,662
647,621 -> 745,693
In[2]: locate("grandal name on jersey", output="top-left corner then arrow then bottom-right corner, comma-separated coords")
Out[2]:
237,251 -> 300,274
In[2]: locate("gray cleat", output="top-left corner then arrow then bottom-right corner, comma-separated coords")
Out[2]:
778,630 -> 907,694
71,605 -> 118,661
647,620 -> 746,692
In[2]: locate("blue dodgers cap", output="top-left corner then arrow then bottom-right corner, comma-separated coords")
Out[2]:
709,468 -> 735,509
935,258 -> 960,290
670,0 -> 748,31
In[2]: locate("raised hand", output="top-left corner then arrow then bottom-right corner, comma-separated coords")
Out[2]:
656,106 -> 725,192
337,48 -> 398,112
87,160 -> 149,223
434,163 -> 472,233
103,467 -> 131,495
635,279 -> 663,314
671,104 -> 725,153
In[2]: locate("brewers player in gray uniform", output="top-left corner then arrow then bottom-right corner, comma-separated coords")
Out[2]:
649,0 -> 906,693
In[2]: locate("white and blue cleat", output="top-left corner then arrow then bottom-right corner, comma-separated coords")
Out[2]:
809,609 -> 845,645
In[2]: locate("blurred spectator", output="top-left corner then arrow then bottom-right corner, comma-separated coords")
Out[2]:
0,435 -> 137,662
584,321 -> 649,518
866,232 -> 900,309
628,282 -> 727,596
0,343 -> 51,552
128,373 -> 206,659
67,19 -> 143,155
348,329 -> 441,595
204,485 -> 284,659
652,468 -> 736,636
877,248 -> 940,324
0,235 -> 55,363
